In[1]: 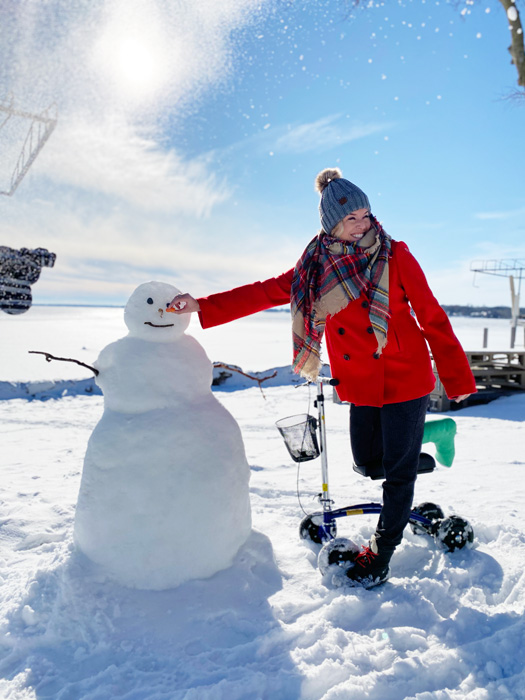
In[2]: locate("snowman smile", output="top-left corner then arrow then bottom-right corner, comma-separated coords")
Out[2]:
144,322 -> 175,328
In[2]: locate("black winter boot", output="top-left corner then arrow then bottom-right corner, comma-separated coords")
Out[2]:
346,534 -> 394,588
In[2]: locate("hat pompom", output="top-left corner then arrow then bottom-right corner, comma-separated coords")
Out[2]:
315,168 -> 342,194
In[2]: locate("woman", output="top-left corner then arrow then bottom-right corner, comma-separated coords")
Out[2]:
168,168 -> 476,588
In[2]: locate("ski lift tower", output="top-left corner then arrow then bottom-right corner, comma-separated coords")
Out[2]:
470,259 -> 525,347
0,96 -> 57,196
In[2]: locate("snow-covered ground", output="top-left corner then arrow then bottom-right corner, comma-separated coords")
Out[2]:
1,308 -> 524,699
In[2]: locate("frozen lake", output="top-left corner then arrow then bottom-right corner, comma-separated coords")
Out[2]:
0,305 -> 523,383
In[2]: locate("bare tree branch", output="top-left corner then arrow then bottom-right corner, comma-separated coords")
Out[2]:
29,351 -> 99,376
213,362 -> 278,399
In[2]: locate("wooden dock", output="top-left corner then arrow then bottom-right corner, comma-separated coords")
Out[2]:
430,350 -> 525,412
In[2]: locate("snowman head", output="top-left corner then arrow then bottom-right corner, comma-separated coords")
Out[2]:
124,281 -> 190,342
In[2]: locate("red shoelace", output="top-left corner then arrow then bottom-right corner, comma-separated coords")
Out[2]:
354,546 -> 378,568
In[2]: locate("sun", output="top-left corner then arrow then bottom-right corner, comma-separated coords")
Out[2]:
92,12 -> 170,105
112,34 -> 165,99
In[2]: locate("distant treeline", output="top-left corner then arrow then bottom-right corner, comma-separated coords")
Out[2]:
442,305 -> 525,319
266,305 -> 524,319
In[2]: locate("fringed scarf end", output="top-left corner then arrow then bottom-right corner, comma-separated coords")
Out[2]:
296,354 -> 323,382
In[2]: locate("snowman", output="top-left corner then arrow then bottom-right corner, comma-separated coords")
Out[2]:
73,281 -> 252,590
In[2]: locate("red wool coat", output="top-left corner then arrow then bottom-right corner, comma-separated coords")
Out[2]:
197,240 -> 477,407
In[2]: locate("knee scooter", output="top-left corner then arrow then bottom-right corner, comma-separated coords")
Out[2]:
276,378 -> 474,575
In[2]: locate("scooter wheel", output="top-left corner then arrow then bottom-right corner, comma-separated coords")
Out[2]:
299,512 -> 337,544
436,515 -> 474,552
410,502 -> 445,535
318,537 -> 360,576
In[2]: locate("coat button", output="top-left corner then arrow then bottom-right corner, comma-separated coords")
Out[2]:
338,327 -> 345,335
361,300 -> 369,309
366,326 -> 374,334
343,354 -> 350,361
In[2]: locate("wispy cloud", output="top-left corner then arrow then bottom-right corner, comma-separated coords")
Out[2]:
4,192 -> 291,305
475,206 -> 525,220
36,117 -> 228,216
210,113 -> 395,161
272,115 -> 394,154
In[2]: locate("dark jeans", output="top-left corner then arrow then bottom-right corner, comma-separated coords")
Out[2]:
349,394 -> 430,550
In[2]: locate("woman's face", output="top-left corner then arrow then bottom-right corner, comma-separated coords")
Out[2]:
339,208 -> 372,243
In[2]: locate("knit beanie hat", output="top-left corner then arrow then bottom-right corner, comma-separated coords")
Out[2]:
316,168 -> 371,234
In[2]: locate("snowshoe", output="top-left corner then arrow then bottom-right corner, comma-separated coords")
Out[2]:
436,515 -> 474,552
318,537 -> 360,576
299,512 -> 337,544
410,502 -> 445,535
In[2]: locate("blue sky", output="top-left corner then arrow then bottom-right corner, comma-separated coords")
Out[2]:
1,0 -> 524,307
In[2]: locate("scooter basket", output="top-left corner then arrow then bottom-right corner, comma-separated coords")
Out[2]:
276,413 -> 320,462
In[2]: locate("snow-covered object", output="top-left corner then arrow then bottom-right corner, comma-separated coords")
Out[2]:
0,246 -> 56,315
73,281 -> 252,590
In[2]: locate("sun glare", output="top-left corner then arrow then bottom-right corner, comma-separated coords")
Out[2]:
92,11 -> 170,105
113,35 -> 164,97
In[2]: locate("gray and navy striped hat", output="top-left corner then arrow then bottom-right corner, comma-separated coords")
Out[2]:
315,168 -> 370,234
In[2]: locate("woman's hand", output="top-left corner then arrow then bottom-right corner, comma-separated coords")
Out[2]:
166,293 -> 200,314
454,394 -> 471,403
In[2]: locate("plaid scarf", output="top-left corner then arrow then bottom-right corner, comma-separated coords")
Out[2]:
291,218 -> 392,381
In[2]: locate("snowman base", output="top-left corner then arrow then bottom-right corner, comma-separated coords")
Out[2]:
74,403 -> 252,590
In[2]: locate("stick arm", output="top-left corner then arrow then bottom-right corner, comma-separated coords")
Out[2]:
29,351 -> 99,376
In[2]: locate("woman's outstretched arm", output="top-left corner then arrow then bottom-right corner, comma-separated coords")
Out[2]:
168,269 -> 294,328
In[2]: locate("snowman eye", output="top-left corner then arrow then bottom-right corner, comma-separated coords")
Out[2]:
146,297 -> 154,305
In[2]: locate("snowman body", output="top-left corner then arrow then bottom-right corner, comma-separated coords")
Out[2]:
73,282 -> 252,590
